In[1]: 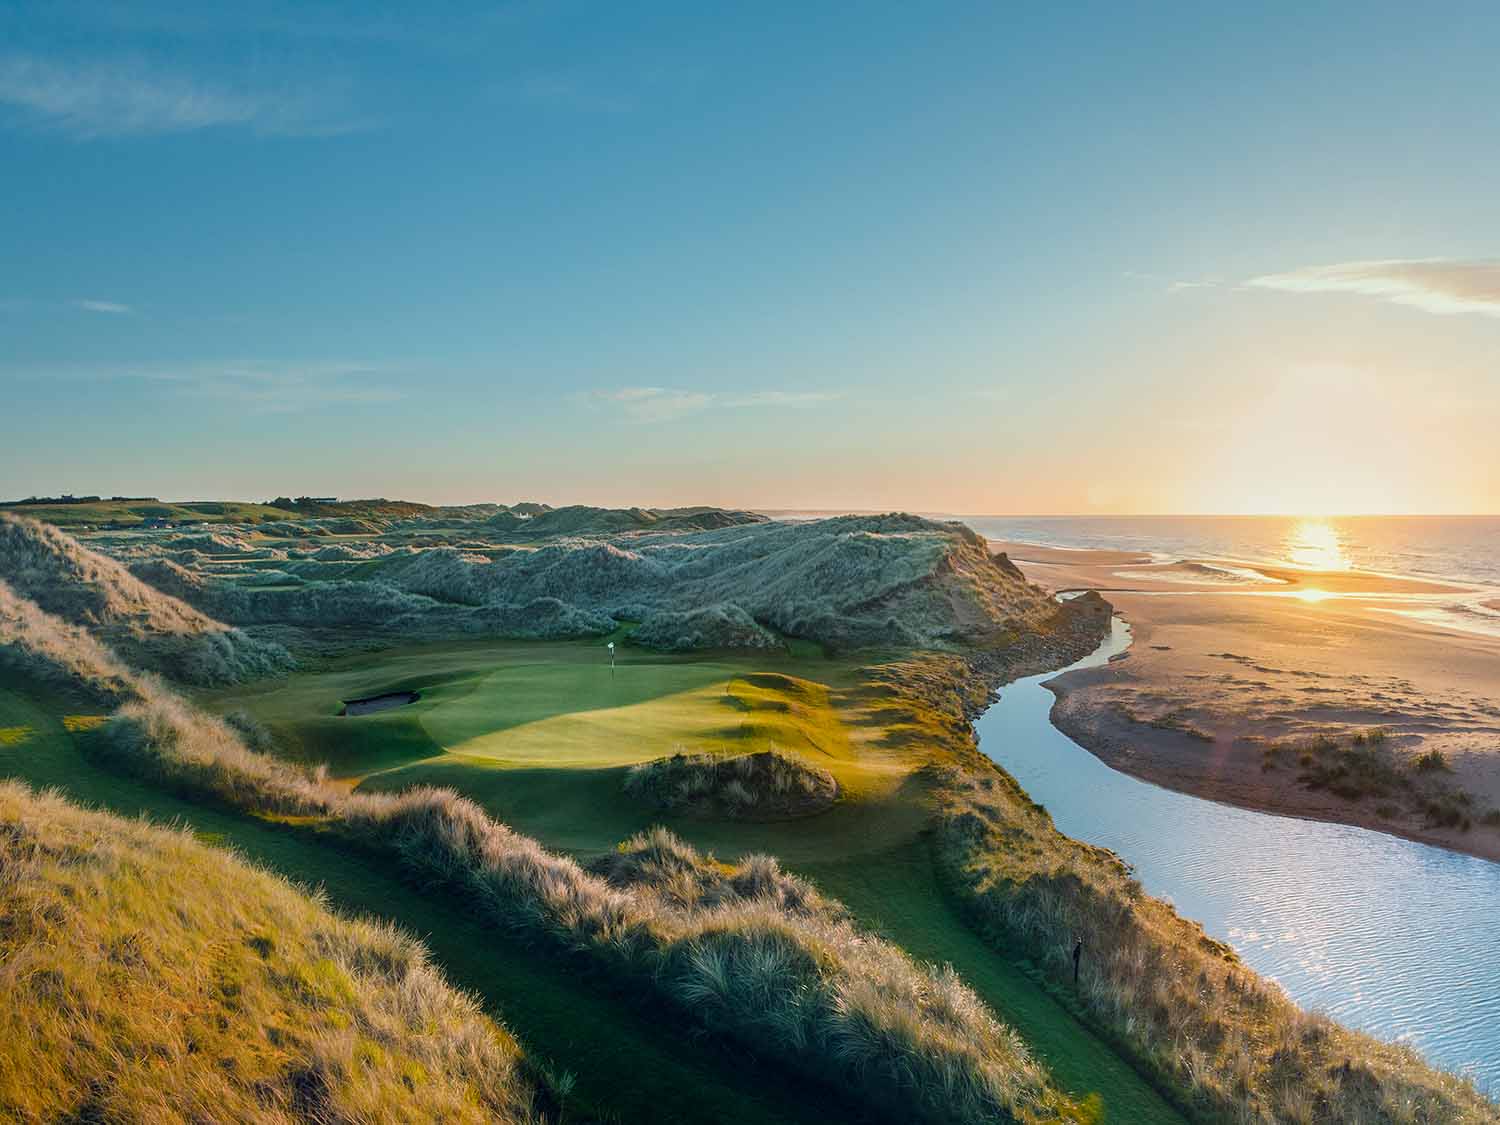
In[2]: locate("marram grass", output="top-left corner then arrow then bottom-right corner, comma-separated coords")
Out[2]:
0,781 -> 546,1124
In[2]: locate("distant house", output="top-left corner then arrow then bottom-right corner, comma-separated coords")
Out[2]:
308,497 -> 338,504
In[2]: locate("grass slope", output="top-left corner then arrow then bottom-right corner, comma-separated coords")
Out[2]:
1,594 -> 1093,1125
0,780 -> 544,1124
868,651 -> 1499,1124
0,686 -> 859,1125
0,519 -> 292,684
209,638 -> 1181,1121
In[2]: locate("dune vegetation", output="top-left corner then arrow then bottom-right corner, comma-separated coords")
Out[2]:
865,653 -> 1498,1124
624,747 -> 839,818
0,582 -> 1086,1124
3,512 -> 1495,1124
97,693 -> 1085,1124
0,514 -> 293,684
80,506 -> 1057,654
0,781 -> 546,1124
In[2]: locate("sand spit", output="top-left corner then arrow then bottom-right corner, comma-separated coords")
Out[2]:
1007,542 -> 1500,862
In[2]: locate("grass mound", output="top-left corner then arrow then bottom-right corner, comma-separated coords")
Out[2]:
0,579 -> 142,707
624,748 -> 838,819
0,781 -> 545,1124
935,769 -> 1497,1122
0,515 -> 293,685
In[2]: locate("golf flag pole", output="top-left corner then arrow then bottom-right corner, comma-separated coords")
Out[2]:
607,640 -> 615,677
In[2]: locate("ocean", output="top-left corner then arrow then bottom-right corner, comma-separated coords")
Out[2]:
956,515 -> 1500,589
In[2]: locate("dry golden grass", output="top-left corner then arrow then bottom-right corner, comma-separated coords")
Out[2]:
0,781 -> 545,1124
0,514 -> 292,684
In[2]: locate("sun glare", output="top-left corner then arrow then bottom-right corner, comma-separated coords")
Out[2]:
1285,519 -> 1350,572
1293,587 -> 1334,603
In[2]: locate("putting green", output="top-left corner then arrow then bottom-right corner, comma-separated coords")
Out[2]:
423,660 -> 754,766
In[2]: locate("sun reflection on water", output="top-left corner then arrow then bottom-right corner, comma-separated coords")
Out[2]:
1286,519 -> 1351,571
1293,587 -> 1333,603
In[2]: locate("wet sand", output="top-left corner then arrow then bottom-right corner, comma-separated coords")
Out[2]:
993,541 -> 1500,862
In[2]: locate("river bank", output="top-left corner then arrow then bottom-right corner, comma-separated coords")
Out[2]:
995,541 -> 1500,863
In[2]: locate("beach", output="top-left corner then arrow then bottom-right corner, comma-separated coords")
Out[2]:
996,541 -> 1500,862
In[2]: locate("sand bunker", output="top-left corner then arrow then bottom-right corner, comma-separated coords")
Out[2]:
340,690 -> 421,716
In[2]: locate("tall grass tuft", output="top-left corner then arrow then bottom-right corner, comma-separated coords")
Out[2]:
931,765 -> 1498,1122
0,781 -> 546,1124
624,747 -> 838,818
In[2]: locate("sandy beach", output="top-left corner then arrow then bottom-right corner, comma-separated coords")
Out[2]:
995,541 -> 1500,862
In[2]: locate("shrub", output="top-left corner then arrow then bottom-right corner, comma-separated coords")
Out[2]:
1414,749 -> 1452,773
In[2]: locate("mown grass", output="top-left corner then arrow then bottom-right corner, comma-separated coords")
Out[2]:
4,590 -> 1093,1125
0,686 -> 847,1125
0,781 -> 546,1124
12,572 -> 1489,1122
206,634 -> 1191,1120
102,702 -> 1084,1123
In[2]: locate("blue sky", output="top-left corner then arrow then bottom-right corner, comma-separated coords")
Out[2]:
3,1 -> 1498,513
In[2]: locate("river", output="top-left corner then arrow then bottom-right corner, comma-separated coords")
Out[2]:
974,615 -> 1500,1093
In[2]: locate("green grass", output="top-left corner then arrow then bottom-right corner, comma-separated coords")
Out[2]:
204,637 -> 1186,1122
0,684 -> 864,1125
799,843 -> 1179,1125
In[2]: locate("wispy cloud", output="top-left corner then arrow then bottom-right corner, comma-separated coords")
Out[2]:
1123,270 -> 1227,292
72,299 -> 130,314
0,52 -> 369,138
1248,259 -> 1500,319
583,386 -> 841,423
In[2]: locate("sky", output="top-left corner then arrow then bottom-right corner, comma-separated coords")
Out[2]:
2,1 -> 1498,515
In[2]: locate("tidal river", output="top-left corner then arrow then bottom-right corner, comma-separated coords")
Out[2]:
975,616 -> 1500,1093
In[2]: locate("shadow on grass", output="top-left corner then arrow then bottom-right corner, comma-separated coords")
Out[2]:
0,684 -> 873,1125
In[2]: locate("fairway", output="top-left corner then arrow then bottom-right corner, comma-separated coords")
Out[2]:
0,684 -> 871,1125
200,637 -> 1186,1123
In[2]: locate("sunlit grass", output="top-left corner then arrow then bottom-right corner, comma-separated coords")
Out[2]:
0,782 -> 545,1124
